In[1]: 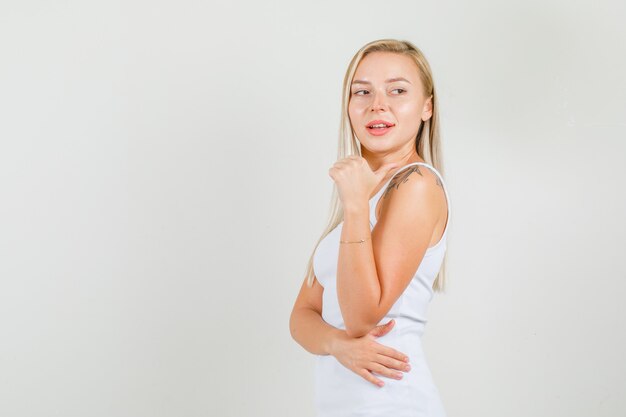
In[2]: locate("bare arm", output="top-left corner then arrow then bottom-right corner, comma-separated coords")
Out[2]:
289,272 -> 348,355
289,273 -> 412,387
337,168 -> 441,338
290,306 -> 346,356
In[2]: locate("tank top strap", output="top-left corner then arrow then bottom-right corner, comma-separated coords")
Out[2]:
369,162 -> 451,237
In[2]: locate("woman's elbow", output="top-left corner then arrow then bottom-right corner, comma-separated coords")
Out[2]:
344,321 -> 371,338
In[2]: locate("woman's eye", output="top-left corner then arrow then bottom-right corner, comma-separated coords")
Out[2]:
352,89 -> 404,95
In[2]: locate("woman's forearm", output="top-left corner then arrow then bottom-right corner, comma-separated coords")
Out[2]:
290,307 -> 346,356
337,202 -> 381,337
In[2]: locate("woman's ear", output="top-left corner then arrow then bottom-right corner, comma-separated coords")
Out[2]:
422,95 -> 433,121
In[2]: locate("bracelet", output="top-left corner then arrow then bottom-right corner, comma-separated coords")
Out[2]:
339,236 -> 371,244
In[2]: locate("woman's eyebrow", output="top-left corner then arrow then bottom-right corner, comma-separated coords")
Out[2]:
352,77 -> 412,85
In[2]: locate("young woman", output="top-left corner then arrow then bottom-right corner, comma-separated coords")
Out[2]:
290,39 -> 450,417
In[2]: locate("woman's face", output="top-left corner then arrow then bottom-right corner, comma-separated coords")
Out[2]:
348,51 -> 432,154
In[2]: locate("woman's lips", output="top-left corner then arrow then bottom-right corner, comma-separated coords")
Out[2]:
367,125 -> 394,136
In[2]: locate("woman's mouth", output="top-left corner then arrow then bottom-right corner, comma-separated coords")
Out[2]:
366,120 -> 395,136
367,124 -> 394,136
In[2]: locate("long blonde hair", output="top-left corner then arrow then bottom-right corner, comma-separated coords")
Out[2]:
304,38 -> 449,292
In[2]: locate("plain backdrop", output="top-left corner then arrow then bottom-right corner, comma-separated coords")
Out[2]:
1,1 -> 625,416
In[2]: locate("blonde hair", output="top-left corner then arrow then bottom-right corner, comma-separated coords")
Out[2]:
304,38 -> 449,292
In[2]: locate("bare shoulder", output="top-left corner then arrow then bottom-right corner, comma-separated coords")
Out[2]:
384,164 -> 443,196
376,164 -> 446,221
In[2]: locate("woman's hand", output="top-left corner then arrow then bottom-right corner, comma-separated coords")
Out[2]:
329,156 -> 399,211
329,319 -> 411,388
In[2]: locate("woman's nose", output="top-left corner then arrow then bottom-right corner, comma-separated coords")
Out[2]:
370,94 -> 388,111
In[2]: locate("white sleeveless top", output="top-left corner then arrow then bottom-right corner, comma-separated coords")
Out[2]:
312,162 -> 449,417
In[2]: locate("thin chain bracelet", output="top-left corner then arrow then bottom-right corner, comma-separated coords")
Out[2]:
339,236 -> 371,244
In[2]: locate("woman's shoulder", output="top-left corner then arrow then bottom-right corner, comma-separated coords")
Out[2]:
383,163 -> 443,200
376,163 -> 447,223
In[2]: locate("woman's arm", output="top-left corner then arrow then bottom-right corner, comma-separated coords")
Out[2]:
289,274 -> 413,386
337,202 -> 380,338
338,172 -> 440,338
289,274 -> 346,355
290,306 -> 346,355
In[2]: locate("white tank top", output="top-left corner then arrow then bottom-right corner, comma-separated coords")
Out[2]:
312,162 -> 449,417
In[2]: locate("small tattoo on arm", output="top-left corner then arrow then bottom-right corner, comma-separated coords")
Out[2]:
381,166 -> 444,200
381,166 -> 424,200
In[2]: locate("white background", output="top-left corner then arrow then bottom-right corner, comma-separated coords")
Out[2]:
1,1 -> 625,416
